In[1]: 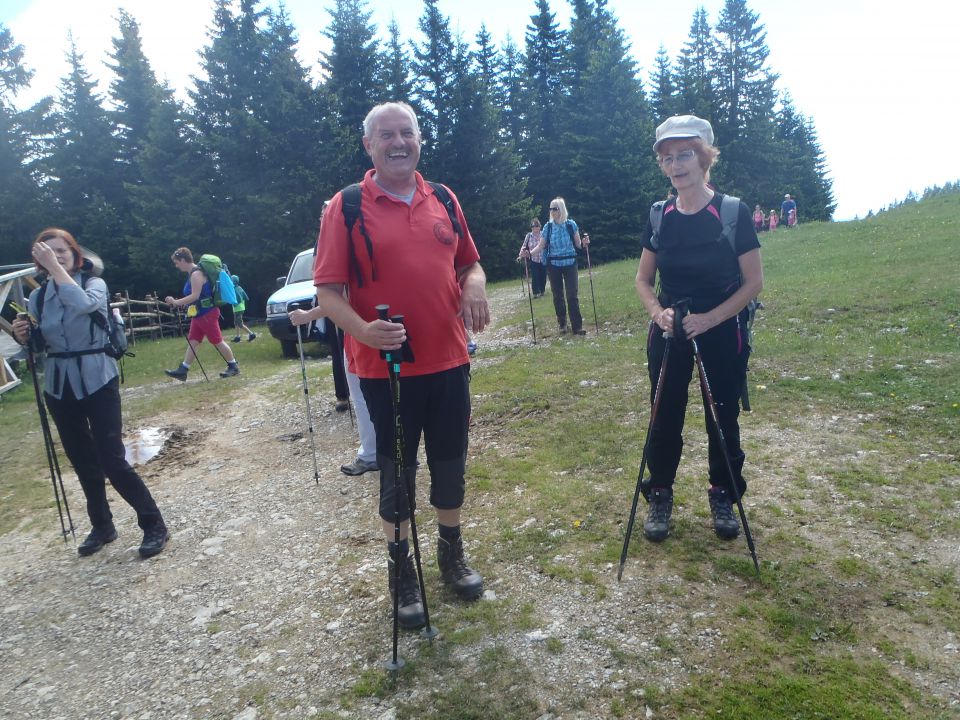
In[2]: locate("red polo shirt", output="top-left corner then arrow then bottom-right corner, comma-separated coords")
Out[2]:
314,170 -> 480,378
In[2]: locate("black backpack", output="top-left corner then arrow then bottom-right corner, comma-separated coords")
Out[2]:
36,273 -> 131,361
339,181 -> 463,287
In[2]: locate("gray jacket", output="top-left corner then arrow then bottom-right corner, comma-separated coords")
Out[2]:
28,273 -> 118,399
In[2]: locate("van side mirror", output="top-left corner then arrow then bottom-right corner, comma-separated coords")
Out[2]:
276,276 -> 287,289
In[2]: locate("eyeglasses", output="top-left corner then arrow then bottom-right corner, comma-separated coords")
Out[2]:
549,206 -> 559,211
658,149 -> 697,168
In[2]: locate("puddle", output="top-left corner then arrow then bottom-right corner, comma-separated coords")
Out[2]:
124,427 -> 170,466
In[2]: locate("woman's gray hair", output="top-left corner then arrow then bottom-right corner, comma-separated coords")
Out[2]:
363,102 -> 421,139
550,197 -> 569,224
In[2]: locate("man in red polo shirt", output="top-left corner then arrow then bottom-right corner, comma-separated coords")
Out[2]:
313,102 -> 490,629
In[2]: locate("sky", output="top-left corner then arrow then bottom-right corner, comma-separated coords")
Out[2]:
1,0 -> 959,221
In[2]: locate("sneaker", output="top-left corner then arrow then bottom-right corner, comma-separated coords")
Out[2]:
388,553 -> 426,629
139,523 -> 168,558
708,487 -> 740,540
231,335 -> 242,343
77,525 -> 118,557
335,399 -> 350,412
247,332 -> 257,342
437,535 -> 484,600
643,487 -> 673,542
340,458 -> 379,476
558,325 -> 568,334
219,365 -> 240,378
164,366 -> 188,382
572,328 -> 587,336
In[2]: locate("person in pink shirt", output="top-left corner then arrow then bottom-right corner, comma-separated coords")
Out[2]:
753,204 -> 764,232
768,209 -> 778,231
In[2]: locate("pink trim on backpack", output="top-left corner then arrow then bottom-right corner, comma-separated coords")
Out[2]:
663,203 -> 677,217
707,204 -> 721,222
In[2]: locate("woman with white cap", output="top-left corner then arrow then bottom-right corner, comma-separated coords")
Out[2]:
633,115 -> 763,544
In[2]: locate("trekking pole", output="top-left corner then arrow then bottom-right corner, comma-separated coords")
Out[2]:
690,335 -> 761,577
22,330 -> 75,543
583,236 -> 600,335
377,305 -> 437,673
617,309 -> 675,581
295,323 -> 320,485
522,258 -> 537,344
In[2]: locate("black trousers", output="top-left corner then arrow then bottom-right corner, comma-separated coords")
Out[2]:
361,365 -> 470,522
645,313 -> 749,495
547,263 -> 582,331
328,324 -> 349,402
45,377 -> 163,532
530,261 -> 547,296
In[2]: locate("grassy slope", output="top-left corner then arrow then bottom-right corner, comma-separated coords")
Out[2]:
2,196 -> 958,718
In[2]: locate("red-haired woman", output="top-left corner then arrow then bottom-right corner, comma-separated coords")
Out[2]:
13,228 -> 168,558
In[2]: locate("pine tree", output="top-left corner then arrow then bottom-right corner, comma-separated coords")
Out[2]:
649,44 -> 677,123
523,0 -> 566,212
320,0 -> 383,177
411,0 -> 457,177
47,37 -> 126,272
498,36 -> 527,150
675,7 -> 717,120
381,19 -> 413,103
0,24 -> 48,260
774,96 -> 835,220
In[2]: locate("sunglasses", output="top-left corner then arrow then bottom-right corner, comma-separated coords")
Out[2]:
549,206 -> 559,211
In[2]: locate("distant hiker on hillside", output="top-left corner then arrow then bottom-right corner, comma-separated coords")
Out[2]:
12,228 -> 168,558
523,197 -> 590,335
517,217 -> 546,298
230,275 -> 256,343
634,114 -> 763,544
781,194 -> 797,226
753,204 -> 764,232
164,247 -> 240,380
312,102 -> 489,629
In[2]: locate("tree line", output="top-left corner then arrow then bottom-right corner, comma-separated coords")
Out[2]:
0,0 -> 834,309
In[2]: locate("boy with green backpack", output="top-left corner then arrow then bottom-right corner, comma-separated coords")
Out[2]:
229,274 -> 256,343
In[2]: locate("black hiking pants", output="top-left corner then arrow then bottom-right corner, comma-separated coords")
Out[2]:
547,263 -> 582,331
645,313 -> 749,496
45,377 -> 163,532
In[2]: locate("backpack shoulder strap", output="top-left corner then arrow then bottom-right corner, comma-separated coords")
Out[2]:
648,200 -> 667,250
427,181 -> 463,238
719,194 -> 740,255
565,220 -> 576,243
340,182 -> 372,287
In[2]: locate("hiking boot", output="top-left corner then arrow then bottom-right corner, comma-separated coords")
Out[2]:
219,365 -> 240,378
558,324 -> 568,334
139,522 -> 169,558
164,366 -> 188,382
78,525 -> 118,556
335,399 -> 350,412
643,487 -> 673,542
437,535 -> 484,601
231,335 -> 242,343
388,553 -> 426,629
708,487 -> 740,540
572,328 -> 587,336
247,332 -> 257,342
340,458 -> 379,476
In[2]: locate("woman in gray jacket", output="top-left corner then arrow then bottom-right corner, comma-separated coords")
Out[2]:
13,228 -> 168,558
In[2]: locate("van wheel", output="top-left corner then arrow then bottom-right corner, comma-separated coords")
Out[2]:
281,340 -> 298,359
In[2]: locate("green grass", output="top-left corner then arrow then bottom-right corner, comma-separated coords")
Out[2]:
3,196 -> 960,718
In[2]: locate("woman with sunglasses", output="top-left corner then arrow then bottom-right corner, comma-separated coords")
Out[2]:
517,217 -> 547,298
524,198 -> 589,334
633,115 -> 763,544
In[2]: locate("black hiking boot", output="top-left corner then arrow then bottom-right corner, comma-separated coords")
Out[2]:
78,525 -> 118,556
387,553 -> 426,630
643,487 -> 673,542
139,522 -> 169,558
164,365 -> 188,381
219,364 -> 240,378
437,535 -> 484,600
708,487 -> 740,540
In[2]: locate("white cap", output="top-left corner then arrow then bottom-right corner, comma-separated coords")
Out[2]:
653,115 -> 714,152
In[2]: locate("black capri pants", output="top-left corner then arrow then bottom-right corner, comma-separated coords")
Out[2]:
360,364 -> 471,522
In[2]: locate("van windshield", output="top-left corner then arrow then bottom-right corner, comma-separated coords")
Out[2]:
287,252 -> 314,284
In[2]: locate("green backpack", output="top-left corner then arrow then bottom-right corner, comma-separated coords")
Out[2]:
196,254 -> 238,307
